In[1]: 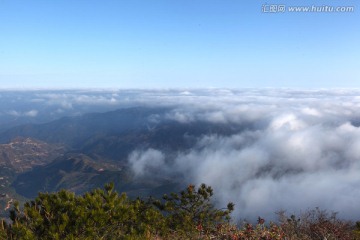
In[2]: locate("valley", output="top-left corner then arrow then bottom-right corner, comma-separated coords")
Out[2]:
0,106 -> 242,217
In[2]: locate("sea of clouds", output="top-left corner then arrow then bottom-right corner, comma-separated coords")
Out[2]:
125,88 -> 360,221
1,88 -> 360,221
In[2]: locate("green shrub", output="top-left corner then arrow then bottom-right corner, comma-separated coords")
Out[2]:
1,184 -> 359,240
4,183 -> 166,239
277,208 -> 356,240
153,183 -> 234,238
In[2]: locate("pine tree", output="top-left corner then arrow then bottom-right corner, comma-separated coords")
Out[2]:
1,183 -> 235,239
154,183 -> 234,236
5,183 -> 166,239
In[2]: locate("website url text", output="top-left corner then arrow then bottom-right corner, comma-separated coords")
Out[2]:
262,4 -> 355,13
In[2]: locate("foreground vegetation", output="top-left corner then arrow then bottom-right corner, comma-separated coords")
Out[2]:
0,183 -> 359,239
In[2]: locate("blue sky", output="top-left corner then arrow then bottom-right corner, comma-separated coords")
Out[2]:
0,0 -> 359,89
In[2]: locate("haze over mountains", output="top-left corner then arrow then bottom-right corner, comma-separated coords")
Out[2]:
1,89 -> 360,221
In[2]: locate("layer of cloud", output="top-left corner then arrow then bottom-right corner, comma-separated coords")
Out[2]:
7,110 -> 38,117
2,88 -> 360,221
124,88 -> 360,221
171,121 -> 360,221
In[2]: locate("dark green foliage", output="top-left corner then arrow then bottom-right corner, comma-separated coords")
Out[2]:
154,183 -> 234,236
1,183 -> 358,240
1,183 -> 234,239
3,183 -> 166,239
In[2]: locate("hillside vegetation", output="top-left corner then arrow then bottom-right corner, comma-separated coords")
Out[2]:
1,183 -> 359,240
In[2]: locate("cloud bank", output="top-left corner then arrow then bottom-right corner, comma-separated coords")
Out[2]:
126,88 -> 360,221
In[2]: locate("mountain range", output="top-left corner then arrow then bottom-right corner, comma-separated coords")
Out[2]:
0,106 -> 246,216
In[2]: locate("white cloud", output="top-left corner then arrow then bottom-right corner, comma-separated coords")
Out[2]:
128,148 -> 166,177
269,114 -> 307,131
7,109 -> 38,117
302,107 -> 322,117
169,120 -> 360,220
24,110 -> 38,117
125,89 -> 360,221
7,110 -> 21,117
